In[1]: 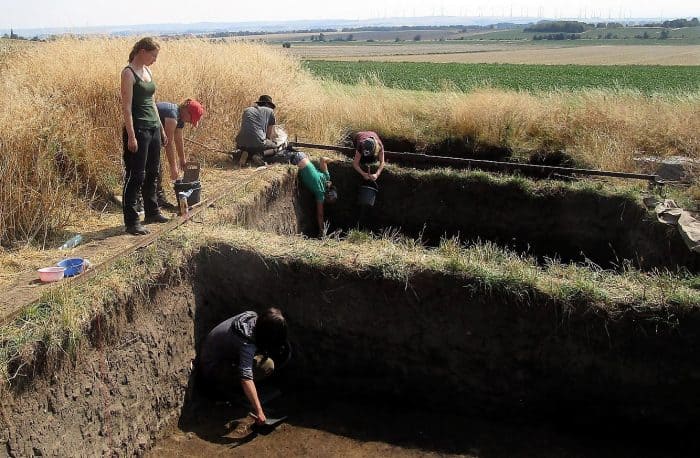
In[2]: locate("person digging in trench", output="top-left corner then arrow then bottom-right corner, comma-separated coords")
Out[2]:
198,308 -> 289,425
235,95 -> 283,167
352,131 -> 386,183
288,151 -> 338,236
352,131 -> 385,227
154,99 -> 206,210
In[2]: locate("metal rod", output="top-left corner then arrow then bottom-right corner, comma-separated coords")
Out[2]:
185,137 -> 230,154
290,141 -> 659,183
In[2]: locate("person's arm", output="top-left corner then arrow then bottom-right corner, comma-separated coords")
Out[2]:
372,148 -> 385,180
316,201 -> 325,236
241,379 -> 266,424
162,118 -> 179,180
352,151 -> 370,180
174,127 -> 187,173
238,341 -> 266,424
266,111 -> 276,139
120,68 -> 137,153
153,97 -> 167,147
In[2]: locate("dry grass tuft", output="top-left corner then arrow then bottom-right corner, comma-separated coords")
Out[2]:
1,38 -> 698,246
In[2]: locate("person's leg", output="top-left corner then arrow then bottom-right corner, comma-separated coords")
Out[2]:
122,128 -> 149,231
142,128 -> 164,219
261,139 -> 279,158
202,362 -> 241,400
155,157 -> 176,210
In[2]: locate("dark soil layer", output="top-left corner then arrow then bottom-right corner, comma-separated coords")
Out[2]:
0,279 -> 197,457
0,174 -> 308,456
316,162 -> 698,271
344,133 -> 581,168
344,133 -> 513,162
193,244 -> 700,432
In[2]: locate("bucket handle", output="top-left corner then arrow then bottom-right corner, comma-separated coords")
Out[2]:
365,164 -> 379,190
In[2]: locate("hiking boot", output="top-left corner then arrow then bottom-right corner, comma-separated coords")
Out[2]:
157,195 -> 178,211
238,150 -> 249,168
251,154 -> 266,167
144,213 -> 169,224
126,223 -> 150,236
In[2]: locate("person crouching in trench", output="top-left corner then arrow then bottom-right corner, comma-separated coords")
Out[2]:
198,308 -> 288,425
288,151 -> 338,237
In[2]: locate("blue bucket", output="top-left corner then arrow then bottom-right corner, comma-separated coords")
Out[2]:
57,258 -> 84,277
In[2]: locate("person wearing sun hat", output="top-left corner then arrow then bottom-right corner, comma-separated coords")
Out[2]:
235,95 -> 278,166
154,99 -> 205,209
352,131 -> 386,182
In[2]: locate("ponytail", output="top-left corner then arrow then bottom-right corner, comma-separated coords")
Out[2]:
128,37 -> 160,63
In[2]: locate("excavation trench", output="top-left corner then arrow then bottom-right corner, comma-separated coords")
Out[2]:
317,162 -> 698,272
2,169 -> 699,456
348,134 -> 578,167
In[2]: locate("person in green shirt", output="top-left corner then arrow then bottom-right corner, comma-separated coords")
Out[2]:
290,151 -> 337,236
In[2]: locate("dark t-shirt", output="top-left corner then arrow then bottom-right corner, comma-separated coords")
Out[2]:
156,102 -> 185,129
235,105 -> 276,149
199,312 -> 258,380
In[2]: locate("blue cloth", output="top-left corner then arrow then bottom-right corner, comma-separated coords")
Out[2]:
199,312 -> 258,380
156,102 -> 185,129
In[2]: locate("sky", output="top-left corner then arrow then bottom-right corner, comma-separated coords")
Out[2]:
1,0 -> 698,30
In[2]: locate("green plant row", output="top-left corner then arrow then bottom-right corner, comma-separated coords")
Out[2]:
305,61 -> 700,94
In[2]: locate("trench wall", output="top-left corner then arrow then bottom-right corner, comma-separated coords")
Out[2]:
0,174 -> 309,457
321,162 -> 698,271
194,244 -> 700,426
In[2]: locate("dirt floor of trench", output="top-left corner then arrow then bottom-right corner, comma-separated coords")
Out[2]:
149,394 -> 695,458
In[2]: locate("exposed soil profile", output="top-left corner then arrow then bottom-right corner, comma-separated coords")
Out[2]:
3,240 -> 700,456
316,162 -> 698,271
192,245 -> 700,428
344,133 -> 513,162
1,166 -> 698,456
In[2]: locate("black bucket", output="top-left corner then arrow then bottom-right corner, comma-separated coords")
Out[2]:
174,180 -> 202,206
358,182 -> 379,207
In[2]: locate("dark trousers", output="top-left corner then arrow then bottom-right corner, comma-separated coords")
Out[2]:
122,127 -> 161,226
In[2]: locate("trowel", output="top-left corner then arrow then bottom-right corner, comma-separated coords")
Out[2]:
248,412 -> 288,428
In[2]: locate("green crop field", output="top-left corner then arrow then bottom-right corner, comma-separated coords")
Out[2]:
305,61 -> 700,94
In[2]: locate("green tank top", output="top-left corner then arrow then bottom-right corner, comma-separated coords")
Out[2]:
126,66 -> 160,129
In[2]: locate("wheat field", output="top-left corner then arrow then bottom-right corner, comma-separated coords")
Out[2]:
0,38 -> 698,246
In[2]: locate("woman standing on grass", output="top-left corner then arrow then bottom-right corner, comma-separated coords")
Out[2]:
120,37 -> 169,236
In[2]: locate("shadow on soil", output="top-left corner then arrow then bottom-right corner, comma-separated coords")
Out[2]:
167,244 -> 700,456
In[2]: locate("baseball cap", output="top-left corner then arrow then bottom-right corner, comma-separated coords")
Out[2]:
187,100 -> 205,127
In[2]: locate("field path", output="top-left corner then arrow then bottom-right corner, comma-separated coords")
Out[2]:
296,44 -> 700,65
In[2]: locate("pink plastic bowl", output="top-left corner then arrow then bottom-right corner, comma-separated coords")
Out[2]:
37,267 -> 65,283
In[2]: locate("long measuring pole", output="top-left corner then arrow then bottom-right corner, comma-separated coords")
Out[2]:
290,141 -> 659,183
